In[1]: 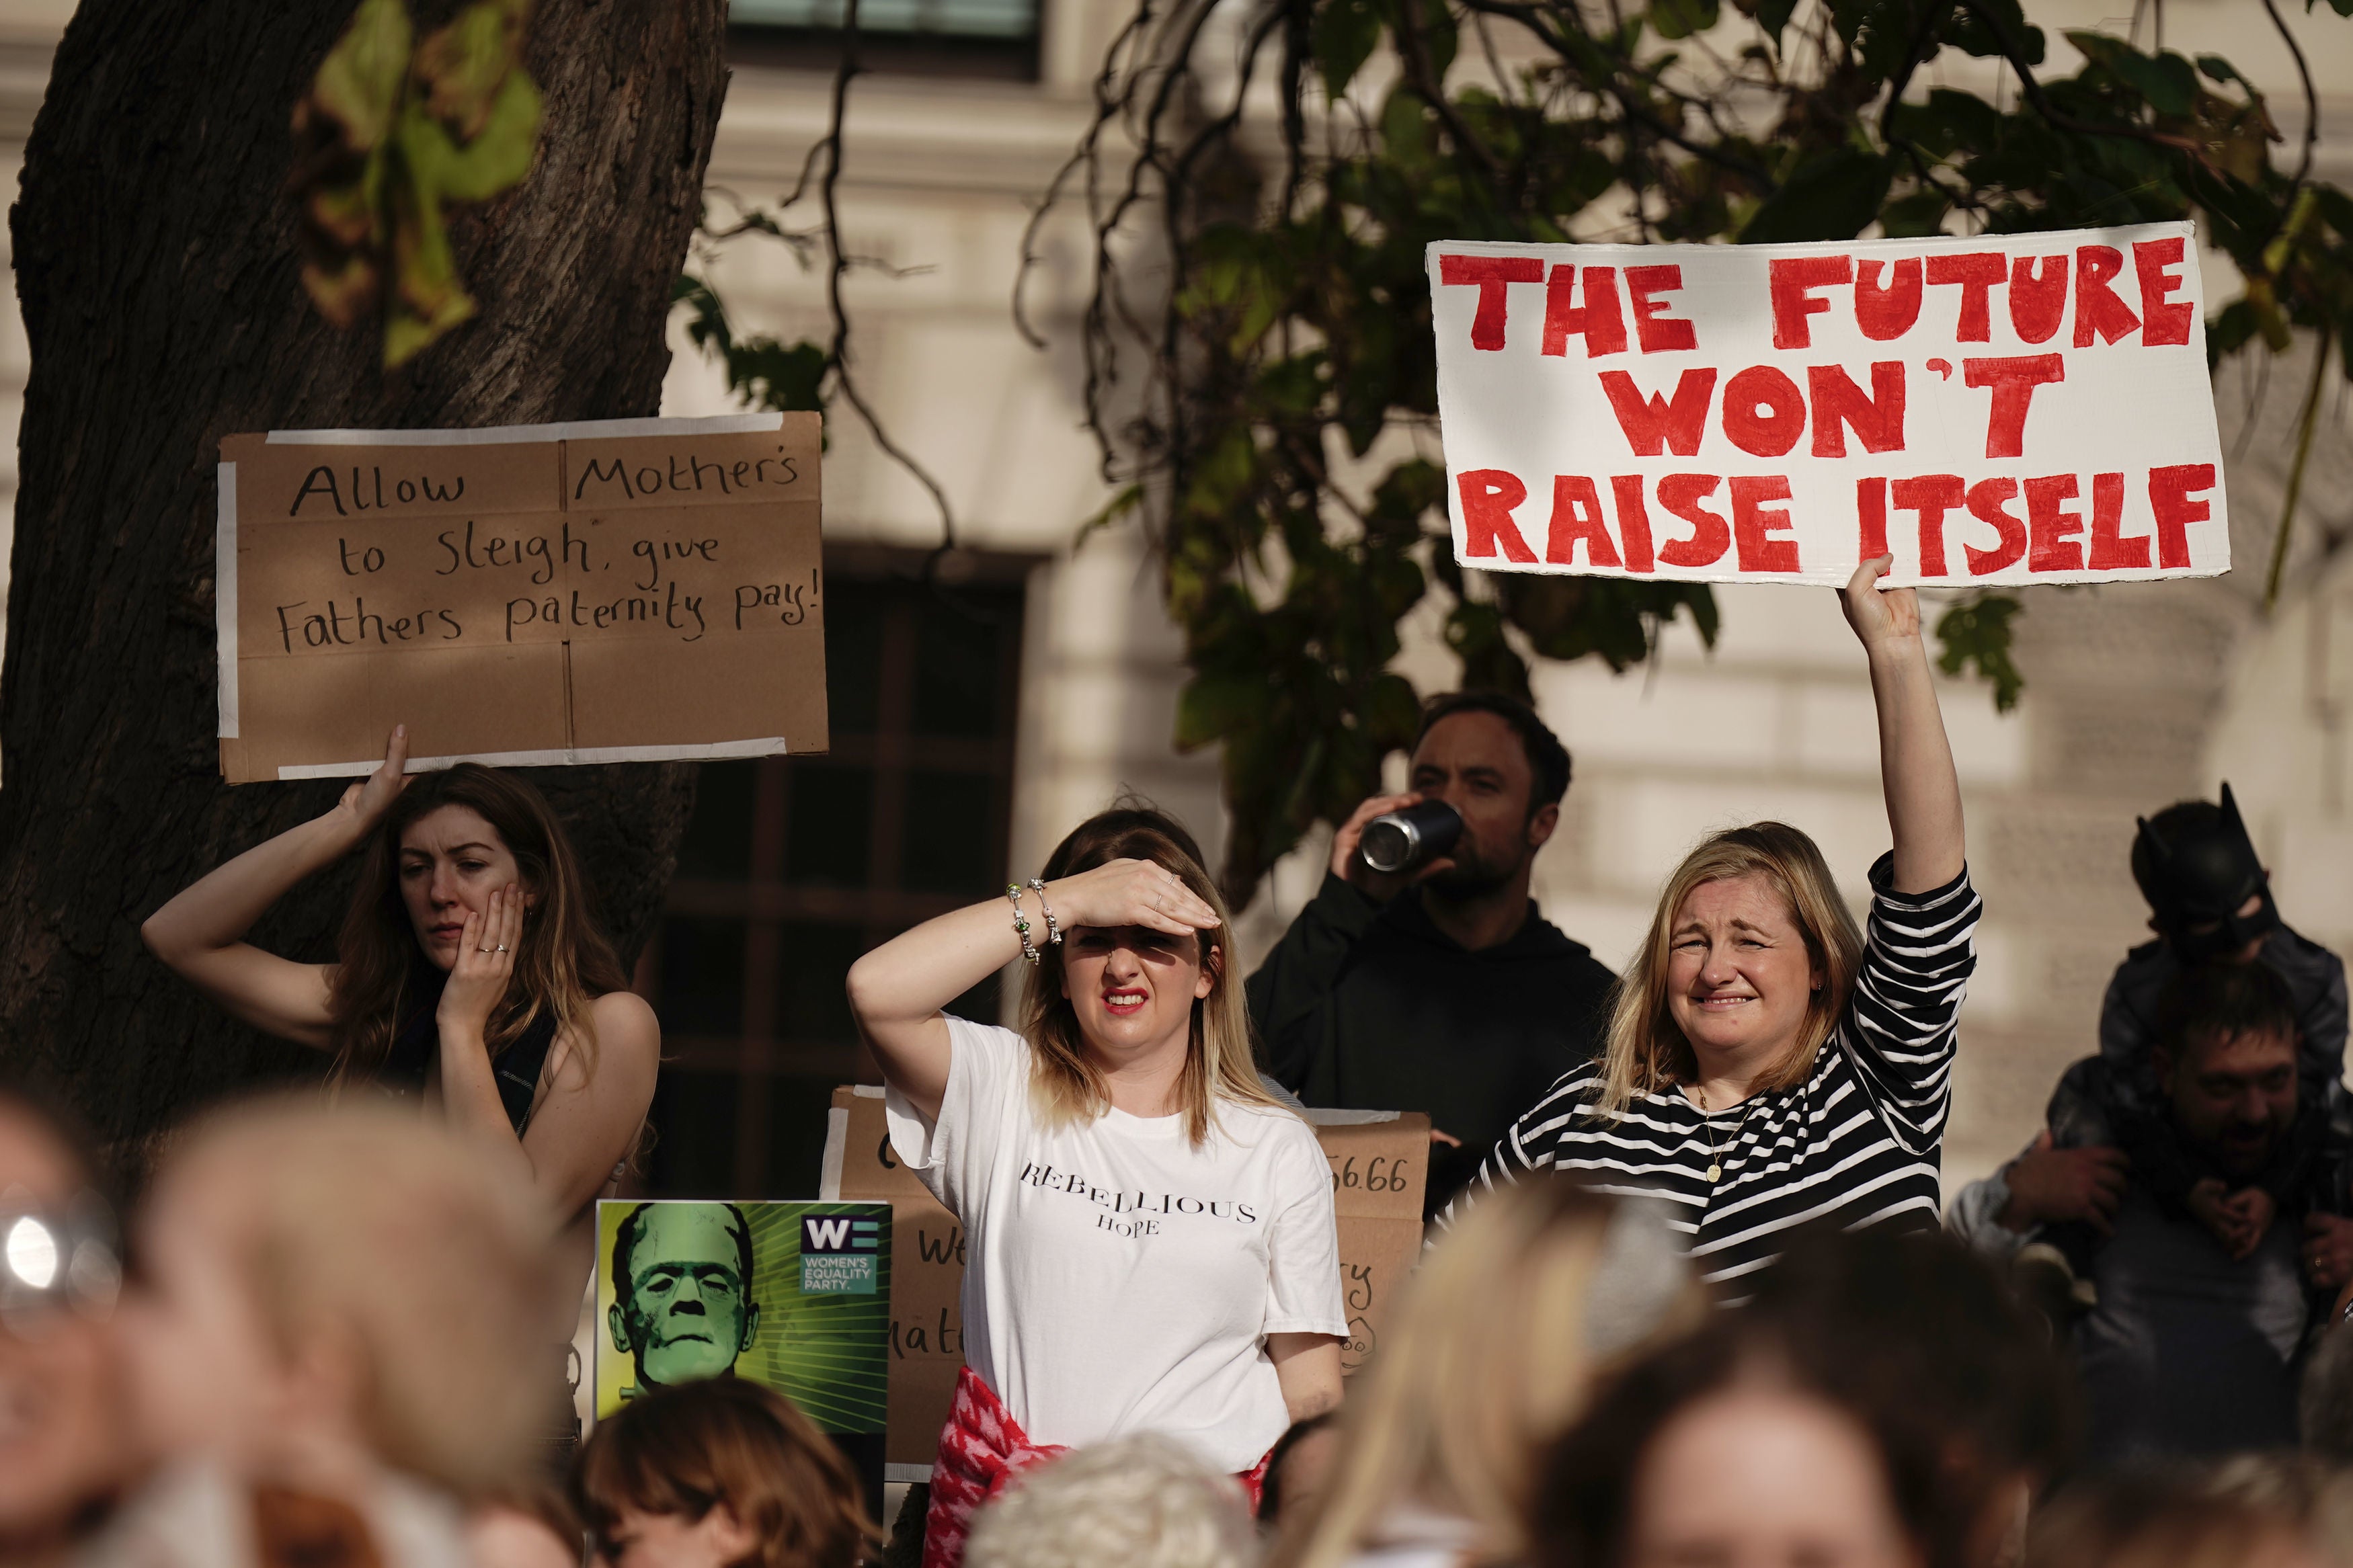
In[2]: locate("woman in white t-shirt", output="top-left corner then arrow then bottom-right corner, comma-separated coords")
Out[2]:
845,805 -> 1347,1568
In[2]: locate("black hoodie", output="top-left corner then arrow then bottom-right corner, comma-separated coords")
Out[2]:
1246,872 -> 1617,1216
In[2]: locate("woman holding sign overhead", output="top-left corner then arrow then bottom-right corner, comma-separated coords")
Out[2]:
142,725 -> 658,1295
844,804 -> 1345,1568
1442,555 -> 1976,1292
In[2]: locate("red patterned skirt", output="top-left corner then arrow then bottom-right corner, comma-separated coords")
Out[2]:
920,1365 -> 1273,1568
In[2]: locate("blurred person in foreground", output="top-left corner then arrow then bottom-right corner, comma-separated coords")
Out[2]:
1248,692 -> 1617,1216
573,1377 -> 876,1568
142,729 -> 658,1304
0,1079 -> 130,1567
466,1482 -> 585,1568
1445,557 -> 1973,1290
1256,1413 -> 1339,1534
82,1098 -> 557,1568
2205,1454 -> 2353,1565
2024,1467 -> 2330,1568
1950,963 -> 2353,1462
1271,1178 -> 1700,1568
963,1433 -> 1259,1568
1540,1314 -> 1956,1568
1744,1227 -> 2078,1568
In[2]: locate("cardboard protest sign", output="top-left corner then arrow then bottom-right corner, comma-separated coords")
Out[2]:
822,1085 -> 1429,1474
1427,223 -> 2228,587
215,413 -> 825,782
593,1199 -> 891,1500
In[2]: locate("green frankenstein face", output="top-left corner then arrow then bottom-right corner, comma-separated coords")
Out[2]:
608,1203 -> 760,1389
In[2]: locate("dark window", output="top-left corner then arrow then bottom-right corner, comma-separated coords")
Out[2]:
727,0 -> 1041,80
643,546 -> 1035,1198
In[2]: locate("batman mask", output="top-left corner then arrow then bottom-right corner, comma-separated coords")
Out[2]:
2131,782 -> 2280,964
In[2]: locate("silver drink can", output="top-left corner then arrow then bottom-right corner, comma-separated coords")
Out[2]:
1359,798 -> 1464,875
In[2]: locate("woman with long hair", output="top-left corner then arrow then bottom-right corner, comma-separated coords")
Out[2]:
141,727 -> 657,1282
1444,556 -> 1974,1289
844,804 -> 1345,1568
1271,1178 -> 1701,1568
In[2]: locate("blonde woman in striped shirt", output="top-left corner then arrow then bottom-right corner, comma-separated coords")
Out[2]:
1445,554 -> 1977,1291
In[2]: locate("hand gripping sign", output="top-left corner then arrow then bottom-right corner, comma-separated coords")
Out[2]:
1426,223 -> 2228,587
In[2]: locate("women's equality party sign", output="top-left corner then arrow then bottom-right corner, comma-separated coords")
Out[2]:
1426,222 -> 2228,587
214,412 -> 824,782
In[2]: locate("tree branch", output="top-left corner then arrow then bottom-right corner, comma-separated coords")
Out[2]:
820,0 -> 957,550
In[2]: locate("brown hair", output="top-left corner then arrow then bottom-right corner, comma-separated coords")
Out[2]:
173,1097 -> 558,1499
574,1378 -> 880,1568
1539,1318 -> 1956,1568
327,764 -> 628,1086
1592,822 -> 1864,1120
1273,1182 -> 1704,1568
1019,805 -> 1289,1146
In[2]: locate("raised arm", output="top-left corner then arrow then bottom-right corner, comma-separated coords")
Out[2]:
140,727 -> 411,1049
844,859 -> 1221,1121
1839,556 -> 1964,895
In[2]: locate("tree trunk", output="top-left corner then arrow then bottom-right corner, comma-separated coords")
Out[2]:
0,0 -> 729,1164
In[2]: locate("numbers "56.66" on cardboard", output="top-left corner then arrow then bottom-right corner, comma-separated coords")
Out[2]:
1328,1153 -> 1414,1194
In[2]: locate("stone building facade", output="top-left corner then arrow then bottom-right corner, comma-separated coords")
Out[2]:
3,0 -> 2352,1194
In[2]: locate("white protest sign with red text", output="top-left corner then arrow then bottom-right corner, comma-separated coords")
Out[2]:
1427,223 -> 2227,587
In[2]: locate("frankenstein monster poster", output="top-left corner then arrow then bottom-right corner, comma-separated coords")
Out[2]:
594,1200 -> 890,1444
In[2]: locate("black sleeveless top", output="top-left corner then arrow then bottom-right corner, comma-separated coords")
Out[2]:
375,967 -> 559,1134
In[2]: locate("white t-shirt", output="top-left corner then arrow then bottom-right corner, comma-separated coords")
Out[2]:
885,1016 -> 1347,1471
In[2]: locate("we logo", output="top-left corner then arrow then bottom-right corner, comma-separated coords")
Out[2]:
799,1210 -> 881,1296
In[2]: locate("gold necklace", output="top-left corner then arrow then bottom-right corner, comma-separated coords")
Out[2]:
1691,1084 -> 1752,1184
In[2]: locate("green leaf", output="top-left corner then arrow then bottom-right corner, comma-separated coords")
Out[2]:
1880,189 -> 1950,238
309,0 -> 413,152
1651,0 -> 1720,42
1176,671 -> 1273,749
2065,32 -> 2198,116
1944,0 -> 2044,63
405,71 -> 541,204
1740,149 -> 1892,243
1886,87 -> 2002,159
415,0 -> 529,138
1312,0 -> 1381,99
2195,52 -> 2246,87
2206,297 -> 2260,369
1379,87 -> 1436,174
1934,593 -> 2025,712
1415,0 -> 1460,80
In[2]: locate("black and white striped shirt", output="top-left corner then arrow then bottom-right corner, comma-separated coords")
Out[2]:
1445,856 -> 1979,1292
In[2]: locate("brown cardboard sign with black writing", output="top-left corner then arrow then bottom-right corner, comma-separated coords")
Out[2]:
822,1086 -> 1428,1471
214,413 -> 824,782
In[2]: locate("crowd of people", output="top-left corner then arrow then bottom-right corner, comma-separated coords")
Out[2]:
11,554 -> 2353,1568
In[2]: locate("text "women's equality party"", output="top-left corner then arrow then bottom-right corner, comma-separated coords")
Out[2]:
1425,222 -> 2229,587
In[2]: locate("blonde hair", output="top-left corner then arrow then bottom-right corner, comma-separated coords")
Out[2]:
1019,805 -> 1289,1146
167,1096 -> 557,1498
1272,1180 -> 1704,1568
1592,821 -> 1865,1121
967,1433 -> 1259,1568
2026,1469 -> 2325,1568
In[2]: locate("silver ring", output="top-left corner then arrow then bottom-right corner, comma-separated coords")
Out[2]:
477,946 -> 495,954
494,943 -> 509,954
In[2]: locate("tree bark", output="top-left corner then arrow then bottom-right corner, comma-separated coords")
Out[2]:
0,0 -> 729,1163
